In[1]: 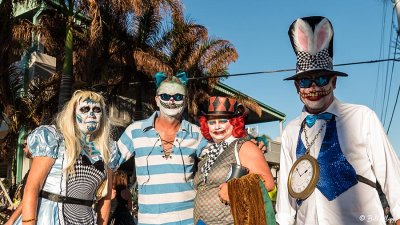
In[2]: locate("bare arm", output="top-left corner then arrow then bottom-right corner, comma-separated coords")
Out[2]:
218,141 -> 275,203
96,169 -> 113,225
4,201 -> 22,225
239,141 -> 275,190
22,156 -> 55,224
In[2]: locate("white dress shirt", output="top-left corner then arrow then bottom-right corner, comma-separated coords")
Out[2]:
276,98 -> 400,225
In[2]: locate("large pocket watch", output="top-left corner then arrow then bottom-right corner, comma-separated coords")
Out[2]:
287,153 -> 320,200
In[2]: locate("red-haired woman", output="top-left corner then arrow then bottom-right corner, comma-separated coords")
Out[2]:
193,96 -> 275,225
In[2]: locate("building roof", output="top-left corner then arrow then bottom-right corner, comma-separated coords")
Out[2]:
212,82 -> 286,125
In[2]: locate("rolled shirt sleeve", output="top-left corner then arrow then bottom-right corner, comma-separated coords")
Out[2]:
114,124 -> 136,169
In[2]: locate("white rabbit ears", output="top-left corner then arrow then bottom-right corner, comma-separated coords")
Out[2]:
290,16 -> 333,56
285,16 -> 347,81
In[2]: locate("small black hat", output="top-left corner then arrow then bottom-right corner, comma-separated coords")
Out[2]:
201,96 -> 246,119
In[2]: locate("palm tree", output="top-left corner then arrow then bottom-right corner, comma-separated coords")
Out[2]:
0,0 -> 38,162
90,1 -> 184,120
133,14 -> 239,121
69,0 -> 184,120
1,0 -> 243,156
0,0 -> 14,115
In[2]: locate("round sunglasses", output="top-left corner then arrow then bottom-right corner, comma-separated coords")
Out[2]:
158,93 -> 185,101
298,76 -> 331,88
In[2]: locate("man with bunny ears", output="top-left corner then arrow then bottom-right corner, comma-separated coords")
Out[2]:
275,16 -> 400,225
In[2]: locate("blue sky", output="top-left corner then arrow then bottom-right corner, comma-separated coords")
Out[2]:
183,0 -> 400,156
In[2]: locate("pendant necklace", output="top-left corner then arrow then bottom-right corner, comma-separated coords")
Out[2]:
303,121 -> 327,155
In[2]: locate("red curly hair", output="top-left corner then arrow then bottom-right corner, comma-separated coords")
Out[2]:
199,115 -> 246,141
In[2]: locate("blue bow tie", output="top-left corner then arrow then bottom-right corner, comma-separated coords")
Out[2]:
305,112 -> 333,127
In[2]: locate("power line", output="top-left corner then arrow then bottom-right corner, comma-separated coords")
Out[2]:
187,58 -> 400,80
383,34 -> 399,126
374,0 -> 388,110
386,0 -> 400,133
127,58 -> 400,85
387,79 -> 400,133
382,7 -> 395,123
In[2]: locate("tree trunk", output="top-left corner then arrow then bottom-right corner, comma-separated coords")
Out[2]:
58,16 -> 74,111
134,72 -> 145,120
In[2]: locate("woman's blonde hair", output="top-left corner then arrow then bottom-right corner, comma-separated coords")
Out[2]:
56,90 -> 111,174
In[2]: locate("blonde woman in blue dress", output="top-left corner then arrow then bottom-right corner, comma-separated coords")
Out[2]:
13,90 -> 113,225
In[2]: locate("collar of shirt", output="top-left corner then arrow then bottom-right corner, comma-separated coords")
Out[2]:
224,136 -> 237,146
300,98 -> 341,125
141,111 -> 190,133
201,136 -> 238,157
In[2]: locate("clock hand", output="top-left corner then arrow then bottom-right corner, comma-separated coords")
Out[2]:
300,169 -> 308,177
296,168 -> 301,176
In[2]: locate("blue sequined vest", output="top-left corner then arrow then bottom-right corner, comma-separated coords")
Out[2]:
296,118 -> 358,201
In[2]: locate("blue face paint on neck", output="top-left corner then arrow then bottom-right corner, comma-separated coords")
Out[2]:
87,124 -> 97,132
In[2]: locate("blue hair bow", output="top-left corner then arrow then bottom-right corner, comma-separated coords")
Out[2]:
154,72 -> 188,88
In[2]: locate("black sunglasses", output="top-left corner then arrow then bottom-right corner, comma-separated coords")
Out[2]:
158,93 -> 185,101
298,76 -> 330,88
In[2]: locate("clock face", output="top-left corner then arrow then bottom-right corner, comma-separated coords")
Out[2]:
288,154 -> 320,199
290,159 -> 313,193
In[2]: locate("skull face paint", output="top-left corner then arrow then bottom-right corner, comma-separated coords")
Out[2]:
156,82 -> 186,118
297,75 -> 336,114
207,119 -> 233,143
75,98 -> 102,135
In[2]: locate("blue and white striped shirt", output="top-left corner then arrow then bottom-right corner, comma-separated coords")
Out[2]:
116,112 -> 208,225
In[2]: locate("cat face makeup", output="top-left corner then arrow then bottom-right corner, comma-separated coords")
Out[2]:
156,82 -> 186,118
75,98 -> 102,135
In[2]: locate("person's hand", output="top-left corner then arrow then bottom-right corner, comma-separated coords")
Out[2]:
250,138 -> 266,153
396,219 -> 400,225
218,183 -> 230,205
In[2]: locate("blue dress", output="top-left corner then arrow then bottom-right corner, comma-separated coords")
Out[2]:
13,125 -> 107,225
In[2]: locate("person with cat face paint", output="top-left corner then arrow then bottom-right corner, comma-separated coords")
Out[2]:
276,16 -> 400,225
114,72 -> 209,225
13,90 -> 113,225
155,80 -> 186,119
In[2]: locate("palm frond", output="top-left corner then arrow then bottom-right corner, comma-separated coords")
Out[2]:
12,20 -> 35,46
133,50 -> 172,76
234,94 -> 262,118
200,39 -> 238,73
